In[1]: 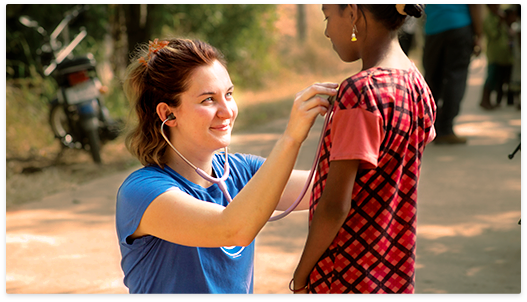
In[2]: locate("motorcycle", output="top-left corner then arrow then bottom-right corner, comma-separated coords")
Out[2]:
19,5 -> 121,164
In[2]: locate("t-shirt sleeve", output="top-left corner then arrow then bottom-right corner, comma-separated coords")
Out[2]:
115,169 -> 179,246
243,153 -> 265,175
330,108 -> 384,170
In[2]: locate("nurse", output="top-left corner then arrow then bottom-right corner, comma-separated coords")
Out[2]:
115,38 -> 337,293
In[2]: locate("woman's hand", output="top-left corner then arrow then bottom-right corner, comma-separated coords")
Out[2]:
285,83 -> 338,145
133,83 -> 338,250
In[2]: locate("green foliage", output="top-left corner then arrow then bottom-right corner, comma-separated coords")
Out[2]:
5,4 -> 282,160
6,4 -> 110,78
159,4 -> 279,88
7,4 -> 279,89
6,74 -> 58,156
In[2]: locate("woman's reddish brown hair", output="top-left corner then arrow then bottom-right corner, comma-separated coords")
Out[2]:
124,38 -> 226,167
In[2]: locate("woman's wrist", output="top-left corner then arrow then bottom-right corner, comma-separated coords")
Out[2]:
279,133 -> 303,151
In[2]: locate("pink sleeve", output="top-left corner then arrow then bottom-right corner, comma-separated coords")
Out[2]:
427,125 -> 436,144
330,108 -> 384,170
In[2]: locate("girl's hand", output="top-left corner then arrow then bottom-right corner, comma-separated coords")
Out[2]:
294,288 -> 308,294
285,83 -> 338,145
290,276 -> 309,294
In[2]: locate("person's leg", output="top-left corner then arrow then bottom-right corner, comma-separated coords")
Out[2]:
423,32 -> 447,136
480,64 -> 497,110
495,65 -> 505,106
504,65 -> 514,106
435,25 -> 473,142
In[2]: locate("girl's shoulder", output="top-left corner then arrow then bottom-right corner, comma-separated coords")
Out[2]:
337,65 -> 421,109
341,65 -> 417,89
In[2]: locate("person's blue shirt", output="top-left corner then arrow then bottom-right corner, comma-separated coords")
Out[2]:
116,153 -> 265,293
424,4 -> 472,35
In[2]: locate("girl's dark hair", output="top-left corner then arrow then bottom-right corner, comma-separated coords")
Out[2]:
340,4 -> 425,31
124,38 -> 226,167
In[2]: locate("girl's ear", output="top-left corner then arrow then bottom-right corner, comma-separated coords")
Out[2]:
347,4 -> 359,24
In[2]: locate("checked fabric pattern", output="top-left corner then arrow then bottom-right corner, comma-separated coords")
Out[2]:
308,66 -> 436,294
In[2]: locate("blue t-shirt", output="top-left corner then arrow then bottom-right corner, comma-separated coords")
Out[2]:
424,4 -> 472,35
116,153 -> 265,293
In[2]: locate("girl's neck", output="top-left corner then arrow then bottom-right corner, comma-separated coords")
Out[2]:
361,31 -> 412,71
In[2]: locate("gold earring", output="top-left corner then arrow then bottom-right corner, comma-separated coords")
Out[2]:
351,25 -> 357,42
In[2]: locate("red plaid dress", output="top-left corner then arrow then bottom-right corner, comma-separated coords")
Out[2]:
308,65 -> 436,293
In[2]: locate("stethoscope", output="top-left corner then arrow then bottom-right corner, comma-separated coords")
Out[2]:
161,113 -> 232,204
160,95 -> 335,221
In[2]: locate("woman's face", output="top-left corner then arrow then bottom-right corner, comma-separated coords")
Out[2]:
172,60 -> 238,153
322,4 -> 357,62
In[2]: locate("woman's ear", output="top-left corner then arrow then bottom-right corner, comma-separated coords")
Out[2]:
156,102 -> 177,126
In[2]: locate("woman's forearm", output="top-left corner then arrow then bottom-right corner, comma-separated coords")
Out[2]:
135,136 -> 306,248
222,135 -> 303,245
134,84 -> 337,248
221,84 -> 337,245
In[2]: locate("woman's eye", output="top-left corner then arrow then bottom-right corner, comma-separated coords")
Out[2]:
202,97 -> 213,103
226,92 -> 233,98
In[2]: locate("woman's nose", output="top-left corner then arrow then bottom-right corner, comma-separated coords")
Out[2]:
217,99 -> 236,119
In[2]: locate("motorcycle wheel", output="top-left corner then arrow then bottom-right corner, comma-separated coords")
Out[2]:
49,103 -> 69,139
85,127 -> 102,164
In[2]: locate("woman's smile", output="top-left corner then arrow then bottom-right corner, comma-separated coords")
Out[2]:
210,123 -> 231,132
210,125 -> 231,132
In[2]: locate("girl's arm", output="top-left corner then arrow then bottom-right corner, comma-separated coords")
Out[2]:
133,83 -> 338,248
292,159 -> 359,292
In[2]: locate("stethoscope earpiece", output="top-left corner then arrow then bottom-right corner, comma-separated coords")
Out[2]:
167,113 -> 176,121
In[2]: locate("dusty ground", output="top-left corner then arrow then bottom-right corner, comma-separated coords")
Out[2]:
5,56 -> 523,297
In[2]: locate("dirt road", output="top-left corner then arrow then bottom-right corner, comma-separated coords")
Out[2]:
5,56 -> 522,295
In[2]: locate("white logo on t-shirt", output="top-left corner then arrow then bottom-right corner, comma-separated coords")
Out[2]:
221,246 -> 244,258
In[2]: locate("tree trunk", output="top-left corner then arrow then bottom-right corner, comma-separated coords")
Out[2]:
124,4 -> 156,59
297,4 -> 307,44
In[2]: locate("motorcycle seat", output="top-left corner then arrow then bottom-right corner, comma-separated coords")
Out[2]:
57,54 -> 96,74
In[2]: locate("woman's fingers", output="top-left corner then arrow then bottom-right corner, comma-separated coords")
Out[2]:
303,95 -> 330,114
297,83 -> 338,117
296,82 -> 339,103
285,82 -> 338,144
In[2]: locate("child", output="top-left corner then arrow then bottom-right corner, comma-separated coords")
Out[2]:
480,4 -> 516,109
291,4 -> 436,294
506,5 -> 521,108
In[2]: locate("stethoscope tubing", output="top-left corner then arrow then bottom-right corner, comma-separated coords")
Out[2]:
160,119 -> 233,203
160,98 -> 335,221
268,101 -> 334,221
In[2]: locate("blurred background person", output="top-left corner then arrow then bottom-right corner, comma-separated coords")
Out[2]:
422,4 -> 483,145
479,4 -> 516,110
506,5 -> 521,109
